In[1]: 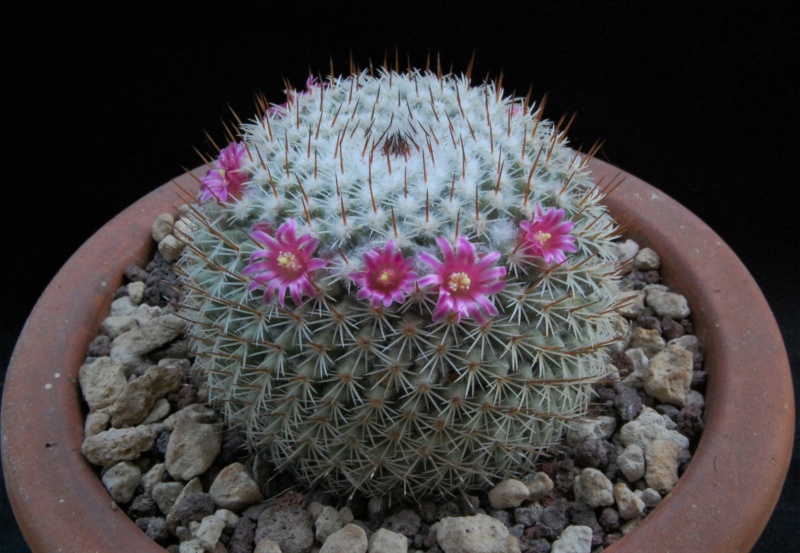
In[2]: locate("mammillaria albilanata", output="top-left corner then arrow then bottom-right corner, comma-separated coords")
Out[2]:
176,64 -> 626,500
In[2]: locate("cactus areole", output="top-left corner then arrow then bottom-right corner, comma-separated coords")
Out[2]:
177,67 -> 626,500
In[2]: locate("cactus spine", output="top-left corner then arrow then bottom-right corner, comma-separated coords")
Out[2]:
176,65 -> 624,500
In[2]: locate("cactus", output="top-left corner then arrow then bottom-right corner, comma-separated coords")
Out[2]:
176,64 -> 626,500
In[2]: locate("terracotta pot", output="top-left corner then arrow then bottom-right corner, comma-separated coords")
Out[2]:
1,159 -> 793,552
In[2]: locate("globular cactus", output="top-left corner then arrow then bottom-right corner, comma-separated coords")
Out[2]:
176,64 -> 626,500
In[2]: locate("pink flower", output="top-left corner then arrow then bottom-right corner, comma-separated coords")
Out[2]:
290,75 -> 320,99
418,237 -> 507,323
518,205 -> 577,265
270,75 -> 320,115
351,240 -> 418,308
242,218 -> 327,307
199,142 -> 248,203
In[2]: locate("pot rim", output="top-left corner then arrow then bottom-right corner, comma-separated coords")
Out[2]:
1,159 -> 793,552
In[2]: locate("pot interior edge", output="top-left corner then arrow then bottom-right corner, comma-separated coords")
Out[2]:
591,157 -> 793,552
1,174 -> 199,553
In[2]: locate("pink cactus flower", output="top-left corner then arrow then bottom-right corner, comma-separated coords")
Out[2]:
418,236 -> 507,323
351,240 -> 418,308
518,205 -> 577,265
199,142 -> 248,203
243,218 -> 327,307
289,75 -> 320,100
270,75 -> 321,115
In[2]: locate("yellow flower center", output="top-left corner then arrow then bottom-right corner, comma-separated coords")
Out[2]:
446,272 -> 471,292
277,251 -> 301,272
535,231 -> 552,245
378,269 -> 396,284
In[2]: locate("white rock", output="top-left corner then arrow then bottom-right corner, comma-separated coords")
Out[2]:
611,239 -> 640,274
436,514 -> 521,553
81,425 -> 156,467
178,539 -> 206,553
552,525 -> 593,553
573,468 -> 614,508
643,344 -> 693,407
109,296 -> 137,317
307,501 -> 325,520
619,407 -> 689,451
565,416 -> 616,448
142,397 -> 172,424
645,439 -> 680,493
368,528 -> 408,553
621,348 -> 649,389
153,481 -> 184,515
141,462 -> 166,494
637,488 -> 663,507
101,461 -> 141,504
190,520 -> 202,535
152,213 -> 175,243
645,289 -> 690,319
109,364 -> 183,428
617,444 -> 646,483
79,357 -> 128,412
606,313 -> 632,352
209,462 -> 264,511
110,313 -> 185,360
339,506 -> 355,525
315,505 -> 344,544
159,234 -> 185,263
254,540 -> 283,553
685,389 -> 705,408
100,316 -> 139,340
127,281 -> 146,305
196,515 -> 225,550
134,303 -> 164,327
603,363 -> 621,381
614,483 -> 646,520
630,327 -> 665,358
109,313 -> 184,374
669,334 -> 699,351
617,290 -> 646,319
488,479 -> 530,509
633,247 -> 660,270
84,411 -> 111,437
214,508 -> 240,530
620,517 -> 642,535
174,216 -> 197,240
166,416 -> 222,481
320,523 -> 368,553
523,472 -> 554,502
158,357 -> 192,373
162,403 -> 218,431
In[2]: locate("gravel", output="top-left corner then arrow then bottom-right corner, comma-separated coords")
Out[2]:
76,211 -> 706,553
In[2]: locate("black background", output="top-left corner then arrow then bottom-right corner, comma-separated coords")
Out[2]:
2,2 -> 797,551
